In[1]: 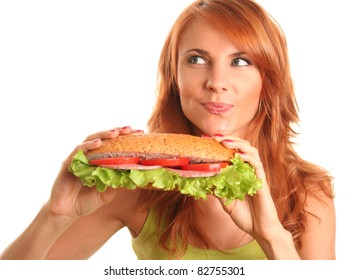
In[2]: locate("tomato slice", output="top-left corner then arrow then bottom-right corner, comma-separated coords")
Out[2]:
181,162 -> 230,172
89,157 -> 140,166
140,158 -> 190,167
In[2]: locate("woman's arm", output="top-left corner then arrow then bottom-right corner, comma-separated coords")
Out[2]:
0,162 -> 122,259
45,209 -> 124,259
0,203 -> 76,259
217,136 -> 335,259
0,190 -> 131,260
220,167 -> 301,260
45,188 -> 139,260
297,190 -> 336,259
0,127 -> 138,260
254,188 -> 335,260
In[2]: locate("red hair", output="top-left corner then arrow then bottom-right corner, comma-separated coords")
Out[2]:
142,0 -> 333,257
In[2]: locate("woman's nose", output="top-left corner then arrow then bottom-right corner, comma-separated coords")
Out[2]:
205,65 -> 230,93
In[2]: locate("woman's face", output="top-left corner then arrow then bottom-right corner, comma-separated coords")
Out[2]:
177,18 -> 262,137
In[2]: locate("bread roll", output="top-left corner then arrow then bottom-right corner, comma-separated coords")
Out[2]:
86,133 -> 235,163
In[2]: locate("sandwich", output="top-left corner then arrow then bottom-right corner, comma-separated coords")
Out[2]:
69,133 -> 262,203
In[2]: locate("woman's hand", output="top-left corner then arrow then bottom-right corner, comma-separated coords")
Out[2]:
48,126 -> 143,219
0,126 -> 143,260
212,135 -> 285,243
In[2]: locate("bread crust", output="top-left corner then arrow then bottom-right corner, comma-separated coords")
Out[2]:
86,133 -> 235,163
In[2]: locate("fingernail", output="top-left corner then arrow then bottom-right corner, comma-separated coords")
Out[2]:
93,139 -> 100,143
121,126 -> 131,130
213,134 -> 224,137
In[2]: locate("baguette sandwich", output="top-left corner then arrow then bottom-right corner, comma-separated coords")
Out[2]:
69,133 -> 262,203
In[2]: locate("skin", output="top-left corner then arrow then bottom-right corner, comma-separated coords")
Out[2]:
177,18 -> 262,138
0,18 -> 335,260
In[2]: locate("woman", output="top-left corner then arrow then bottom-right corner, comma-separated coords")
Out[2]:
0,0 -> 335,260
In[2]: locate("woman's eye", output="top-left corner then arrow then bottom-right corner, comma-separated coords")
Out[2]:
188,56 -> 206,65
231,57 -> 251,66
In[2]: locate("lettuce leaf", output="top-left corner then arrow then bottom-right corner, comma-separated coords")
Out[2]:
69,150 -> 262,203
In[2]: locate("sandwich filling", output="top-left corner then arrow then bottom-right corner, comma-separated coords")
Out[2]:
69,150 -> 262,203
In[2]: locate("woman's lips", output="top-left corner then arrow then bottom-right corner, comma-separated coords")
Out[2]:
202,102 -> 233,115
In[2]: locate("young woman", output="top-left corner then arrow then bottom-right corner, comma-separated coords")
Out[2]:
0,0 -> 335,260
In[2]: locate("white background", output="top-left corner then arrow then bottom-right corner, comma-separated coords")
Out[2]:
0,0 -> 348,264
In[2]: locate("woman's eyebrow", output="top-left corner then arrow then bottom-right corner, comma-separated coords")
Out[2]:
182,48 -> 246,57
182,48 -> 209,55
230,51 -> 246,57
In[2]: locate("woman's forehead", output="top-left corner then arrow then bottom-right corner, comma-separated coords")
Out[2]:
178,17 -> 241,55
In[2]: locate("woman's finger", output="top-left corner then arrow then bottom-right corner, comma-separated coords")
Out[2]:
218,138 -> 266,181
84,126 -> 144,142
211,134 -> 251,145
221,139 -> 259,158
75,138 -> 102,153
84,129 -> 120,142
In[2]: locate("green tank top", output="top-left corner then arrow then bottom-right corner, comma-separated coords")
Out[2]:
132,208 -> 267,260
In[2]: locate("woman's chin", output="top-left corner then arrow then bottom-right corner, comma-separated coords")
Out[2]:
194,123 -> 246,138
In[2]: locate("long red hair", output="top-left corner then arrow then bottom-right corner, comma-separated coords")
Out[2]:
141,0 -> 333,257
